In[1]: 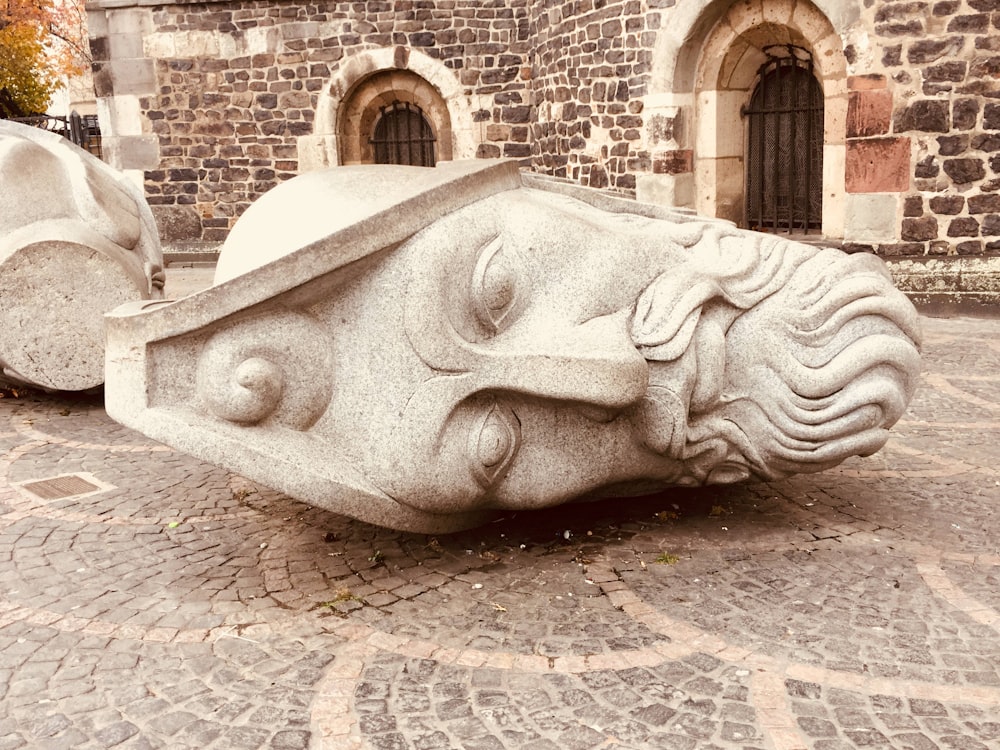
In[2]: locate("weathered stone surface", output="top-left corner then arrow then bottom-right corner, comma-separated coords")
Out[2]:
106,160 -> 921,532
846,137 -> 911,192
903,194 -> 923,216
894,100 -> 950,133
0,121 -> 163,391
929,195 -> 965,214
847,89 -> 893,138
952,98 -> 980,130
151,205 -> 203,242
947,216 -> 980,236
943,157 -> 986,184
915,156 -> 941,178
902,216 -> 939,241
968,193 -> 1000,212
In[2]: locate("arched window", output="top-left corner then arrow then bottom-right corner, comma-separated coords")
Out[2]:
744,47 -> 824,234
370,101 -> 437,167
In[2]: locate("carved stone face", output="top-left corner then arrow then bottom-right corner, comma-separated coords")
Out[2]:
106,160 -> 921,532
310,189 -> 677,513
306,187 -> 921,516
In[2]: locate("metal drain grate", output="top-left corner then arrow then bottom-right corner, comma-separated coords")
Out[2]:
19,474 -> 101,500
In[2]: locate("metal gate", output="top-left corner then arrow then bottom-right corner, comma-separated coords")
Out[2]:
743,49 -> 823,234
370,101 -> 436,167
7,112 -> 103,159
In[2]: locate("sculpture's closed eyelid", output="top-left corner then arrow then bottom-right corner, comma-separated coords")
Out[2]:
467,400 -> 521,488
470,234 -> 519,333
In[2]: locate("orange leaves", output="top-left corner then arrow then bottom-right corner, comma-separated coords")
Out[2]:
0,0 -> 88,114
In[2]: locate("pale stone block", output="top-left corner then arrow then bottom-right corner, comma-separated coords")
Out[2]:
110,58 -> 156,97
109,31 -> 144,59
450,126 -> 478,161
243,27 -> 281,56
812,0 -> 862,33
694,161 -> 713,219
97,94 -> 143,137
105,160 -> 921,532
174,30 -> 220,58
86,9 -> 109,39
813,31 -> 849,80
142,31 -> 176,59
642,92 -> 695,111
823,144 -> 847,239
298,135 -> 340,171
281,22 -> 321,40
712,91 -> 745,159
712,156 -> 745,225
726,0 -> 764,34
635,173 -> 694,209
695,92 -> 719,159
719,42 -> 767,91
107,7 -> 151,37
103,135 -> 159,171
825,91 -> 849,146
843,193 -> 900,242
762,0 -> 794,26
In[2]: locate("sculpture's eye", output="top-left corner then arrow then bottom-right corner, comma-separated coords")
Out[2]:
471,235 -> 518,333
468,402 -> 521,487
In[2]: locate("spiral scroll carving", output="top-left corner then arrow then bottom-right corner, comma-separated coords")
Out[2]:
195,309 -> 334,430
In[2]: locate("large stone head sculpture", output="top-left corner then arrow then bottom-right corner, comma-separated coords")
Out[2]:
106,160 -> 920,532
0,120 -> 163,391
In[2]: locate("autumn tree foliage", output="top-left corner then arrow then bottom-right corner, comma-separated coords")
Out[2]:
1,0 -> 89,117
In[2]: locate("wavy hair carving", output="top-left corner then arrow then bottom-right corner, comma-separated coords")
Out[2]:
633,225 -> 922,485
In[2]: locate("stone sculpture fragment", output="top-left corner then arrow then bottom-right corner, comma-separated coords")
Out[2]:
0,120 -> 163,391
105,160 -> 921,532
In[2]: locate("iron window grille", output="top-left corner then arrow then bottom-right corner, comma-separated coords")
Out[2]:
370,100 -> 436,167
742,47 -> 824,234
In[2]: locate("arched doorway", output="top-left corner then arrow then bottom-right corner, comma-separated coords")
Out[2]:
744,47 -> 824,234
654,0 -> 849,238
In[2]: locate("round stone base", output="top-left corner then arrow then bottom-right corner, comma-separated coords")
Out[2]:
0,240 -> 140,391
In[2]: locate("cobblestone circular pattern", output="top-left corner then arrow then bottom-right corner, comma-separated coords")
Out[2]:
0,314 -> 998,749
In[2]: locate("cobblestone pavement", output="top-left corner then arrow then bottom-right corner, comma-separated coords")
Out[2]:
0,314 -> 998,750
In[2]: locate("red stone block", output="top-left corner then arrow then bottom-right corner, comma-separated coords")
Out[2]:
848,74 -> 887,90
846,137 -> 912,193
847,89 -> 894,137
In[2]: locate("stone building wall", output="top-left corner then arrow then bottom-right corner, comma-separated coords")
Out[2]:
86,0 -> 1000,276
872,0 -> 1000,257
89,0 -> 534,243
528,0 -> 662,193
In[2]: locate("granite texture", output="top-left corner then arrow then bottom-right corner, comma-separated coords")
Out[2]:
105,159 -> 922,531
0,120 -> 163,391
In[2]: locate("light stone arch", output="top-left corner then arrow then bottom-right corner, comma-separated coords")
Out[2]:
642,0 -> 849,239
649,0 -> 858,94
299,47 -> 479,171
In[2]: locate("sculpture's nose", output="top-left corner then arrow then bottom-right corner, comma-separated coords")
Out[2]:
482,310 -> 649,409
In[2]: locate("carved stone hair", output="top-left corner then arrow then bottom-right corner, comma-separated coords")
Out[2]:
632,224 -> 922,485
